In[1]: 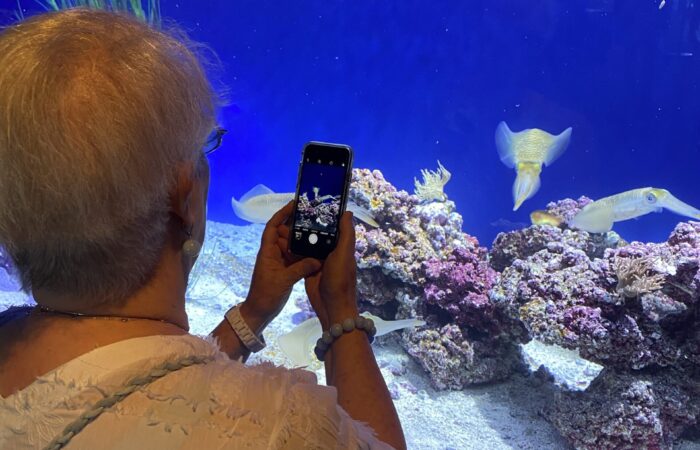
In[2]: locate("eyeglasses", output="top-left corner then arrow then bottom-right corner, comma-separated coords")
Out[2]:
204,127 -> 227,155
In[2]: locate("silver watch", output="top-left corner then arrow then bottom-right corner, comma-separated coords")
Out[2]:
224,304 -> 266,353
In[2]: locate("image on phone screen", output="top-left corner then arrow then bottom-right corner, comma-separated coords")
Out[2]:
293,163 -> 345,234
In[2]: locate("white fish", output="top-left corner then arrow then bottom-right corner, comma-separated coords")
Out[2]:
277,313 -> 425,368
231,184 -> 380,227
495,122 -> 572,211
570,187 -> 700,233
659,0 -> 666,10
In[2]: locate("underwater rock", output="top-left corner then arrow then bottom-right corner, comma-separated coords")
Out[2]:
401,324 -> 525,389
546,366 -> 700,450
422,247 -> 527,341
490,220 -> 700,447
489,196 -> 625,272
350,169 -> 524,388
491,221 -> 700,370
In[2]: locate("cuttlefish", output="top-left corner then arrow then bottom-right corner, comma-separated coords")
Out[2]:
232,184 -> 380,227
277,313 -> 425,367
570,187 -> 700,233
495,121 -> 573,211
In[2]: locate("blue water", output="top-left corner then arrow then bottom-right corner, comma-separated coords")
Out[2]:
3,0 -> 699,246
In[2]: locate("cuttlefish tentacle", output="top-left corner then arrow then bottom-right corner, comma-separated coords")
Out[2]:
512,163 -> 542,212
657,190 -> 700,219
570,187 -> 700,233
495,122 -> 572,211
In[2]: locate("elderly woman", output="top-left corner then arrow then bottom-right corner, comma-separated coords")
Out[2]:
0,9 -> 405,450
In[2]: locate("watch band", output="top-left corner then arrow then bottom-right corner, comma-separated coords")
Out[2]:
224,304 -> 266,353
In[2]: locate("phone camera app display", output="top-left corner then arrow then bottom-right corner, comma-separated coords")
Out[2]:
293,162 -> 346,235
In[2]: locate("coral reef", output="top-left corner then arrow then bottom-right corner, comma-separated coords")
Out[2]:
413,161 -> 451,202
350,169 -> 524,388
490,218 -> 700,448
295,192 -> 341,232
491,221 -> 700,370
545,366 -> 700,450
489,196 -> 625,271
342,174 -> 700,443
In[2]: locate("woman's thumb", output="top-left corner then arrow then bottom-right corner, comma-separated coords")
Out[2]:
287,258 -> 322,282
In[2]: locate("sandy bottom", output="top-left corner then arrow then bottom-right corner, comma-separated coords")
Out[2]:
1,220 -> 699,450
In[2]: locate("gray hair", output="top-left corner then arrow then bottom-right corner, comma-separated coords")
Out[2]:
0,9 -> 218,306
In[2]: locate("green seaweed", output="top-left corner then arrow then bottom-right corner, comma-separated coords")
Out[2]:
16,0 -> 161,27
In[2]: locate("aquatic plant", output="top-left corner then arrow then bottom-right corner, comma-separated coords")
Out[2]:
613,256 -> 666,298
413,161 -> 451,202
16,0 -> 161,26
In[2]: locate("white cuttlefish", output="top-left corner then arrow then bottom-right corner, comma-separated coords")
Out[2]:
570,187 -> 700,233
495,121 -> 573,211
277,313 -> 425,368
231,184 -> 380,227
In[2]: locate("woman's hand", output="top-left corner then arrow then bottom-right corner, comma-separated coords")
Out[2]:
281,212 -> 359,330
243,202 -> 321,324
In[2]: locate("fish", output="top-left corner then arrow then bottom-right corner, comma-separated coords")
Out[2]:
569,187 -> 700,233
277,313 -> 425,368
530,210 -> 564,227
231,184 -> 380,227
495,121 -> 573,211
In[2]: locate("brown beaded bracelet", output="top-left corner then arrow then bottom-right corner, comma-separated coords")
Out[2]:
314,316 -> 377,361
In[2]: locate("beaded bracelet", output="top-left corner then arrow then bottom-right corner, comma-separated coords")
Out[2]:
314,315 -> 377,361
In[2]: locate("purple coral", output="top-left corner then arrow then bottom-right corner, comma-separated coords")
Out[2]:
489,197 -> 625,272
421,247 -> 525,339
349,169 -> 525,388
491,219 -> 700,448
546,367 -> 700,450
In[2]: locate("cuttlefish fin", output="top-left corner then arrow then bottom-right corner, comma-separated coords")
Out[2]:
277,317 -> 321,368
362,313 -> 426,334
569,202 -> 615,233
239,184 -> 275,203
543,127 -> 572,166
658,191 -> 700,220
512,164 -> 542,211
277,313 -> 426,368
347,201 -> 380,227
495,121 -> 517,168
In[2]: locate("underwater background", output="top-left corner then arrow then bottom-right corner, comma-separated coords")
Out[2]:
2,1 -> 700,449
3,0 -> 699,244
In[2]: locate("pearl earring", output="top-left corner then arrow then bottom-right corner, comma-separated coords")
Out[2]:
183,225 -> 202,258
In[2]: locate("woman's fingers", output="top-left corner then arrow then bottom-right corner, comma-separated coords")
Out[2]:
334,212 -> 355,258
286,258 -> 322,283
262,201 -> 294,247
277,223 -> 290,240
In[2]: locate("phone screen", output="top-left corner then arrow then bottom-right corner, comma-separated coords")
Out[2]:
290,142 -> 352,259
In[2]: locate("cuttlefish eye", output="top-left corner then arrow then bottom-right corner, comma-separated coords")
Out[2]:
646,192 -> 658,204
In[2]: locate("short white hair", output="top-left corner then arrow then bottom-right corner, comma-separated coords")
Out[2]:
0,9 -> 218,306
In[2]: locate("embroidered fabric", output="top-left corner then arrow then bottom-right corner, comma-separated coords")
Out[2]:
0,333 -> 393,449
44,355 -> 215,450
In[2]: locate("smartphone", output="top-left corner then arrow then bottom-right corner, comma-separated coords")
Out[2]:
289,141 -> 354,259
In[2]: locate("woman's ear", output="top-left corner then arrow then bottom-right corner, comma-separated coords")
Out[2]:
169,161 -> 197,224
